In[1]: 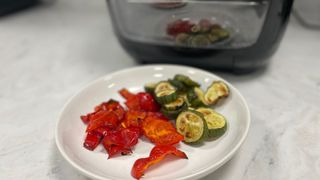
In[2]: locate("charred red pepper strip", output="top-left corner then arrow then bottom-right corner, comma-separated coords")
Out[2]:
119,89 -> 160,112
131,145 -> 188,179
94,100 -> 125,120
121,111 -> 168,130
102,127 -> 140,158
122,110 -> 146,129
166,19 -> 194,37
119,89 -> 141,111
86,111 -> 119,132
104,145 -> 132,158
80,114 -> 92,124
83,131 -> 103,151
119,88 -> 136,100
81,110 -> 100,124
93,127 -> 110,137
81,100 -> 125,124
137,92 -> 160,112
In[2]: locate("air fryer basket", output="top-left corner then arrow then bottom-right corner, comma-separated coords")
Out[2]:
108,0 -> 270,49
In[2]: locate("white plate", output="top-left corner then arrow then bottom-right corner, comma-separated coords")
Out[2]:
55,65 -> 250,180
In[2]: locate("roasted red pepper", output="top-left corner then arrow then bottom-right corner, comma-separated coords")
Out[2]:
119,89 -> 160,112
80,114 -> 92,124
81,100 -> 125,124
93,126 -> 110,136
167,19 -> 194,37
102,127 -> 140,158
119,88 -> 136,100
142,117 -> 184,146
122,110 -> 147,129
86,110 -> 119,132
131,145 -> 188,179
136,92 -> 160,112
146,112 -> 169,121
95,100 -> 125,120
83,131 -> 103,151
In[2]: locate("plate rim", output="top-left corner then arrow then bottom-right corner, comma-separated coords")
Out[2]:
55,64 -> 251,180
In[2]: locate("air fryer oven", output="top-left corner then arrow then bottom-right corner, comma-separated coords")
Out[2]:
107,0 -> 294,72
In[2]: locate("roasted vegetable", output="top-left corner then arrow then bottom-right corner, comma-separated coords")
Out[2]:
174,74 -> 200,87
199,19 -> 212,33
190,24 -> 201,33
175,33 -> 191,46
154,81 -> 178,104
207,34 -> 220,43
204,81 -> 229,105
168,79 -> 188,93
119,89 -> 160,112
161,98 -> 188,118
144,82 -> 157,94
211,27 -> 230,40
81,100 -> 125,124
163,97 -> 185,111
122,110 -> 147,129
187,87 -> 208,107
131,145 -> 188,179
167,18 -> 230,47
137,92 -> 160,112
166,19 -> 194,37
86,111 -> 119,132
196,108 -> 227,139
83,131 -> 103,151
176,110 -> 208,143
102,127 -> 140,158
189,34 -> 211,47
142,117 -> 184,146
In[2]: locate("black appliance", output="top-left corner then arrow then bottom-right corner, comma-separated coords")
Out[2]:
0,0 -> 38,16
107,0 -> 294,72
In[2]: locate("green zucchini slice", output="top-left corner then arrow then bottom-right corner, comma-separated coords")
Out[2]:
161,101 -> 188,119
174,74 -> 200,87
211,28 -> 230,41
175,33 -> 191,46
187,87 -> 208,108
176,110 -> 208,143
188,34 -> 211,47
204,81 -> 229,105
144,82 -> 157,94
154,81 -> 178,104
196,107 -> 227,139
180,93 -> 190,106
163,97 -> 185,111
168,79 -> 188,93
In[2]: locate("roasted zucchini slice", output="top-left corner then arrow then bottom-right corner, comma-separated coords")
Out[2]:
144,82 -> 157,94
161,100 -> 188,119
154,81 -> 178,104
188,34 -> 211,47
163,97 -> 185,111
175,33 -> 190,46
180,93 -> 190,106
187,87 -> 208,108
176,110 -> 208,143
204,81 -> 229,105
196,107 -> 227,139
174,74 -> 200,87
168,79 -> 188,93
211,28 -> 230,41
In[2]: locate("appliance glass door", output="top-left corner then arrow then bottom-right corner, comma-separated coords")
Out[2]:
108,0 -> 270,49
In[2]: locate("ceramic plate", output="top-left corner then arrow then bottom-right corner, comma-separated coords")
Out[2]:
55,65 -> 250,180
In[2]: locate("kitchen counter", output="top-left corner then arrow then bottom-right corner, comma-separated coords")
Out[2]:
0,0 -> 319,179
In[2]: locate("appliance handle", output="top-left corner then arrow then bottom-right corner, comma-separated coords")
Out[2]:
126,0 -> 268,6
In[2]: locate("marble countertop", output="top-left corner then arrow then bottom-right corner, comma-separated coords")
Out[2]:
0,0 -> 319,179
